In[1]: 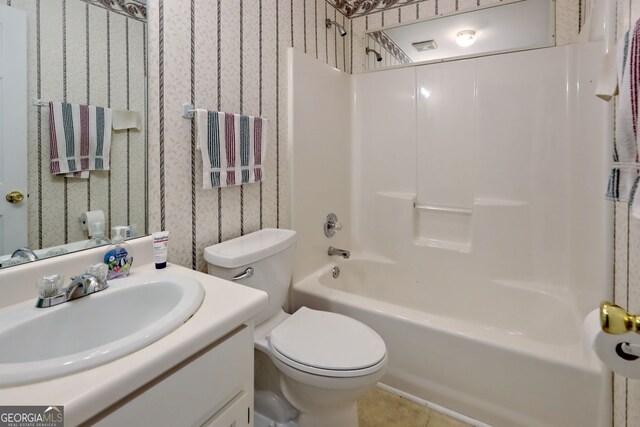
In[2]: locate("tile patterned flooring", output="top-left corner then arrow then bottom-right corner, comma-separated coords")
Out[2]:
358,387 -> 473,427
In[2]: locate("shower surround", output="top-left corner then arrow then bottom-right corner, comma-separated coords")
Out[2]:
288,39 -> 612,426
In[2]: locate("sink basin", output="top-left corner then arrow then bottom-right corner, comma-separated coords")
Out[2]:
0,274 -> 204,387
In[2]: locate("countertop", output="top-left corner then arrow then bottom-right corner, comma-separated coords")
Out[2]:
0,237 -> 268,425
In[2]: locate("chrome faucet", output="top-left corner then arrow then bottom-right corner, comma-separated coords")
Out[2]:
328,246 -> 350,259
12,247 -> 38,262
65,274 -> 108,300
36,264 -> 109,308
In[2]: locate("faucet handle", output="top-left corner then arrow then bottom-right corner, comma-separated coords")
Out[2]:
329,220 -> 342,231
85,263 -> 108,285
36,274 -> 64,298
324,213 -> 343,237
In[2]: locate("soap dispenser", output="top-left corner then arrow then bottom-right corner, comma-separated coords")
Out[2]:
103,226 -> 134,280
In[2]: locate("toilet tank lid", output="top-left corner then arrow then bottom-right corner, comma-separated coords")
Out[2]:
204,228 -> 297,268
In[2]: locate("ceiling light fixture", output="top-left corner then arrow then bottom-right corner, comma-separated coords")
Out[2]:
456,30 -> 476,47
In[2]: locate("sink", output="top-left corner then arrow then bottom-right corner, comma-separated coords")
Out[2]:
0,274 -> 204,387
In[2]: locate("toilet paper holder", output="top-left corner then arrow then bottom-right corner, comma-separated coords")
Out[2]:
600,301 -> 640,334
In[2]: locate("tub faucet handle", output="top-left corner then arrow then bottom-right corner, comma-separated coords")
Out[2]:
324,213 -> 342,237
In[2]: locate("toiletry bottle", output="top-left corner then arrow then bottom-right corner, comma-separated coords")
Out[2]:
153,231 -> 169,269
103,226 -> 134,280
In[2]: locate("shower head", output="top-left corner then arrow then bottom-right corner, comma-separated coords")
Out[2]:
326,19 -> 347,37
366,47 -> 383,62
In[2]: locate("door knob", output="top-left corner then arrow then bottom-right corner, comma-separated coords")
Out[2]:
5,191 -> 25,204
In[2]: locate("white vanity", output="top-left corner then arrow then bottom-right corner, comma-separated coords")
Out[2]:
0,236 -> 268,426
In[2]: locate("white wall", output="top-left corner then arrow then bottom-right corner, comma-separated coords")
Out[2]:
288,48 -> 352,282
351,42 -> 612,316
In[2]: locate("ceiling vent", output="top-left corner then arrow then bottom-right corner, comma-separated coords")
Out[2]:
412,40 -> 438,52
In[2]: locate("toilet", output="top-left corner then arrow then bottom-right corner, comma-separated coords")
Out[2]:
204,228 -> 387,427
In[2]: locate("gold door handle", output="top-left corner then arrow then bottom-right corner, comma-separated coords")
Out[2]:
5,191 -> 24,204
601,301 -> 640,334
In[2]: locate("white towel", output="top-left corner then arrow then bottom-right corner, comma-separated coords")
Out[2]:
49,101 -> 112,179
195,109 -> 268,189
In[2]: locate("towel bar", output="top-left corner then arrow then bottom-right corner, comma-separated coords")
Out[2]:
413,203 -> 472,215
181,103 -> 196,119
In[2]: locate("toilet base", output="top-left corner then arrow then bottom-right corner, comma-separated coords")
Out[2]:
254,408 -> 298,427
280,376 -> 361,427
253,402 -> 357,427
254,390 -> 299,427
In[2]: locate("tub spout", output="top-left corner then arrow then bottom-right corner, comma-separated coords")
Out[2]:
328,246 -> 350,259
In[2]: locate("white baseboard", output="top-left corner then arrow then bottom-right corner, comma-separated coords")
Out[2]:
376,382 -> 493,427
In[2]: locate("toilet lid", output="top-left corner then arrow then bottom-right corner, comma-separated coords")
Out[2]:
268,307 -> 386,372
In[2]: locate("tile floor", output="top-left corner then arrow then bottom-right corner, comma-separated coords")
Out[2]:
358,387 -> 473,427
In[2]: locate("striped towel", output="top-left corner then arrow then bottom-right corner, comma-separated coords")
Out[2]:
607,21 -> 640,203
49,101 -> 113,178
195,110 -> 268,189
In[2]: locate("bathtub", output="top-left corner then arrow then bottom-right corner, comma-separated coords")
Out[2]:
290,256 -> 609,427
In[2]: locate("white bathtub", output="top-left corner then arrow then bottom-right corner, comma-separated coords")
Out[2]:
291,256 -> 609,427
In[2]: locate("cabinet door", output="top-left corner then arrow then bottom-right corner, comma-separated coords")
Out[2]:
202,391 -> 251,427
95,327 -> 253,427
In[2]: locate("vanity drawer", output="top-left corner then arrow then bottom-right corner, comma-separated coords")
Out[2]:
94,326 -> 253,427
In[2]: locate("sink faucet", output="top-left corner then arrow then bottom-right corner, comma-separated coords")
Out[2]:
12,247 -> 38,262
36,264 -> 109,308
328,246 -> 350,259
65,274 -> 108,301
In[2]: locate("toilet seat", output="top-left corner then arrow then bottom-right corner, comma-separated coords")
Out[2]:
267,307 -> 386,378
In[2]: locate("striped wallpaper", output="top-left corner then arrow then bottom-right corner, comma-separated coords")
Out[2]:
7,0 -> 147,251
146,0 -> 351,271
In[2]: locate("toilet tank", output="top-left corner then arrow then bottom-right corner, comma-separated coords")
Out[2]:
204,228 -> 297,325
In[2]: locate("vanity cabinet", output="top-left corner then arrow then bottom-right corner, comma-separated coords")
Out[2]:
94,326 -> 254,427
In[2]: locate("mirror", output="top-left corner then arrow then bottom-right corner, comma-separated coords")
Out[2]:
0,0 -> 148,268
364,0 -> 555,71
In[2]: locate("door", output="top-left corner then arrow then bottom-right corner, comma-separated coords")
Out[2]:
0,5 -> 27,255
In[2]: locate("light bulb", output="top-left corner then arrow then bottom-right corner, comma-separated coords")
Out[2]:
456,30 -> 476,47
